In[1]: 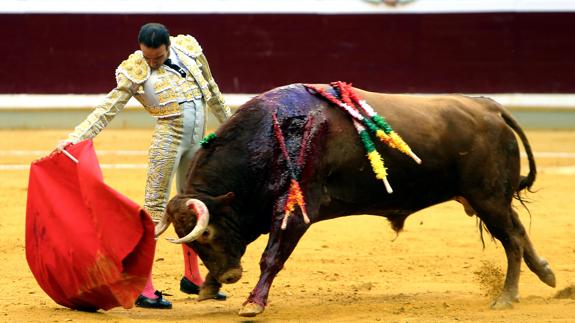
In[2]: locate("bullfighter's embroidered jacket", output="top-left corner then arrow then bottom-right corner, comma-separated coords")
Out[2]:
67,34 -> 231,142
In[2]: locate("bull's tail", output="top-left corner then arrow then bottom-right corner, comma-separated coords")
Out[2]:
474,100 -> 537,248
500,107 -> 537,192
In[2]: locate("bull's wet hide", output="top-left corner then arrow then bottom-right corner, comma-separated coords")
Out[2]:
158,83 -> 555,317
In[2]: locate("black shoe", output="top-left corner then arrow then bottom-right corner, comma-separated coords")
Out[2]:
180,276 -> 200,294
135,290 -> 172,309
180,277 -> 227,301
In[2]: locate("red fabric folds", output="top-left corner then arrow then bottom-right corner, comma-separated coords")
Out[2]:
25,140 -> 155,311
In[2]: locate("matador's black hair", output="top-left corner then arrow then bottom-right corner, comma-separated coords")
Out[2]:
138,23 -> 171,48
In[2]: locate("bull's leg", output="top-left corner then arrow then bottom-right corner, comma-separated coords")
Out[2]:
239,222 -> 308,317
512,210 -> 556,288
471,199 -> 525,309
197,272 -> 223,301
475,203 -> 556,309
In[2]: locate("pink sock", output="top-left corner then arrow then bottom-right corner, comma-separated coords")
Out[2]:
183,244 -> 204,286
141,271 -> 158,299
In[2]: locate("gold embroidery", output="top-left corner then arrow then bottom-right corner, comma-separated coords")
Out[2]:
144,102 -> 181,118
110,34 -> 229,120
153,76 -> 172,93
144,115 -> 185,220
145,70 -> 203,117
172,35 -> 202,57
116,52 -> 150,84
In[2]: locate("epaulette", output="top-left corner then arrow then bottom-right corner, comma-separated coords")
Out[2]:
171,34 -> 203,58
115,51 -> 150,84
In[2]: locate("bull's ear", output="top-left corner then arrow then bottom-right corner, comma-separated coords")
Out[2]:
223,192 -> 235,203
215,191 -> 235,205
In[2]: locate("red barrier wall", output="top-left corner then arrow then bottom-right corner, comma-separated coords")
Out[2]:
4,12 -> 575,94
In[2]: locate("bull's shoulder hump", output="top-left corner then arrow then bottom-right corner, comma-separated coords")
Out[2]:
260,83 -> 333,102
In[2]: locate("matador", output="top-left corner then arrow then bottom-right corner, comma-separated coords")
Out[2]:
57,23 -> 230,309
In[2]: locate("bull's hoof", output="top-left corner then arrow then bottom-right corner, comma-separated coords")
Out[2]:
238,302 -> 265,317
490,294 -> 516,310
539,262 -> 556,288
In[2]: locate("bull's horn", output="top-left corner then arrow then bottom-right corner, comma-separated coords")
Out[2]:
166,198 -> 210,244
154,216 -> 170,238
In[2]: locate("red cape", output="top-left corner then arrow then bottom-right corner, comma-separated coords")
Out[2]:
26,140 -> 155,311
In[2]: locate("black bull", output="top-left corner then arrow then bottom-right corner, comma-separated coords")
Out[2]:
156,84 -> 555,317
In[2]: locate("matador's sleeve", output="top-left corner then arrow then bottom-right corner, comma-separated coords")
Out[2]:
196,53 -> 232,123
67,74 -> 137,143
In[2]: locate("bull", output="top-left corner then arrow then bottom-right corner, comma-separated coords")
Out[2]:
155,83 -> 556,317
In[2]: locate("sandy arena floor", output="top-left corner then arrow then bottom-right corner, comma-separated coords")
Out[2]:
1,129 -> 574,322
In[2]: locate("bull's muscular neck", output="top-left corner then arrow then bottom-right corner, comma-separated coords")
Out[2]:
188,106 -> 278,241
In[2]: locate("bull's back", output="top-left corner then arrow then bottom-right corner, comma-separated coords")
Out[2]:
358,90 -> 513,160
317,88 -> 518,217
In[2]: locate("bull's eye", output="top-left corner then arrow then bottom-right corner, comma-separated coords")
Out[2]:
196,229 -> 211,244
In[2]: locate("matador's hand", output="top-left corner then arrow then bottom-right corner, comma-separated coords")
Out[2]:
56,139 -> 74,152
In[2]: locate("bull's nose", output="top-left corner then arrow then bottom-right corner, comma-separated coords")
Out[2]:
219,267 -> 242,284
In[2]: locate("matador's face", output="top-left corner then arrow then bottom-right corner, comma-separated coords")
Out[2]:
140,43 -> 169,70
